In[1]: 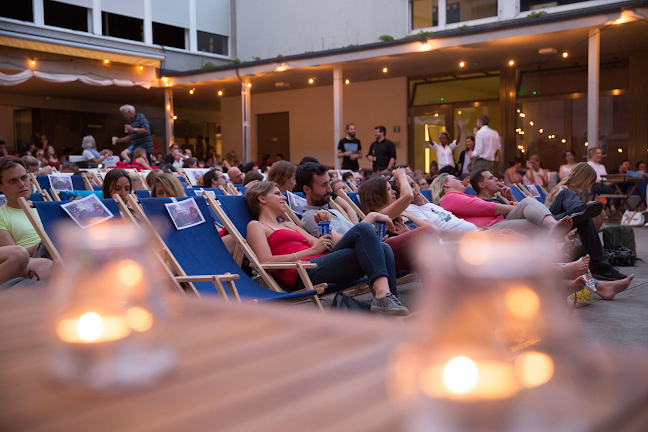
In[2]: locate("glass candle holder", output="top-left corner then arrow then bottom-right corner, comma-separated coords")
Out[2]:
389,232 -> 583,432
48,221 -> 176,391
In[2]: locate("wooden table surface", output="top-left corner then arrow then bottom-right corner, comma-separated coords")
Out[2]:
2,289 -> 648,432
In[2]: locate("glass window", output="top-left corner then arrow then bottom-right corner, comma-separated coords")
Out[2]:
0,3 -> 33,22
518,63 -> 629,97
44,1 -> 88,32
521,0 -> 589,13
102,12 -> 143,42
412,76 -> 500,106
412,0 -> 438,29
197,31 -> 228,56
515,100 -> 567,171
153,22 -> 185,49
447,0 -> 497,24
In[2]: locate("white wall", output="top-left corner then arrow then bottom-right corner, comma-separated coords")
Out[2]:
234,0 -> 408,61
221,76 -> 409,168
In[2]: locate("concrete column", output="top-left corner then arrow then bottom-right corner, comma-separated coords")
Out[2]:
499,65 -> 517,168
628,50 -> 648,163
587,27 -> 600,152
333,65 -> 343,170
438,0 -> 447,28
92,0 -> 102,35
33,0 -> 44,26
143,0 -> 153,44
189,0 -> 198,52
164,88 -> 174,152
241,80 -> 252,164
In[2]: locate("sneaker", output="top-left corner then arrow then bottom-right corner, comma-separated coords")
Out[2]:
591,265 -> 629,281
371,293 -> 410,316
569,202 -> 604,226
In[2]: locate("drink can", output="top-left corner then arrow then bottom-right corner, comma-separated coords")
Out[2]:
317,221 -> 330,238
124,125 -> 129,133
375,221 -> 386,239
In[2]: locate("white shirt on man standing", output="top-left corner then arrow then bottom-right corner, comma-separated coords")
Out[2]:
472,125 -> 500,162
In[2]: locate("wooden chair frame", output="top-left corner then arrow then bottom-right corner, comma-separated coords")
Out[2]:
18,197 -> 64,264
337,190 -> 366,220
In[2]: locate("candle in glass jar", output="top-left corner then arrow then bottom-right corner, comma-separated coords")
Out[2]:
56,312 -> 131,344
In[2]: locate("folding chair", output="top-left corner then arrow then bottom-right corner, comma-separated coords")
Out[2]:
520,184 -> 547,204
30,193 -> 46,202
135,189 -> 152,199
60,190 -> 105,201
420,189 -> 432,203
192,187 -> 225,196
208,193 -> 376,297
345,181 -> 358,192
508,184 -> 528,202
18,197 -> 122,265
465,186 -> 477,196
125,195 -> 324,309
337,190 -> 366,219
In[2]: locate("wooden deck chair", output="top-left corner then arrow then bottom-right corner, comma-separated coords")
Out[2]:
337,190 -> 366,220
81,173 -> 95,191
125,195 -> 324,309
174,168 -> 192,186
225,184 -> 240,195
345,181 -> 358,192
18,196 -> 123,265
135,189 -> 152,199
464,186 -> 477,196
509,184 -> 530,202
209,193 -> 383,298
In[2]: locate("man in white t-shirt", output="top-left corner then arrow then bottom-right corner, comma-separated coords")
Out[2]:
426,121 -> 461,175
393,175 -> 478,232
587,147 -> 618,210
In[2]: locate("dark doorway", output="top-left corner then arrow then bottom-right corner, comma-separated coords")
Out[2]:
257,112 -> 289,162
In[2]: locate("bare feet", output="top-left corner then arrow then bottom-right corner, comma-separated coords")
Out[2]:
567,276 -> 587,296
596,275 -> 634,300
556,255 -> 591,280
549,215 -> 573,238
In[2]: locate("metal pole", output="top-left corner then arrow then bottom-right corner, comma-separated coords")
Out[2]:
587,27 -> 600,152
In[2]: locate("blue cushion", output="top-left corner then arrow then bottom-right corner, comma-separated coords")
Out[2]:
37,175 -> 87,191
347,192 -> 361,207
183,188 -> 197,196
464,186 -> 476,196
420,189 -> 432,202
33,199 -> 122,255
60,190 -> 104,201
137,196 -> 318,301
507,186 -> 526,202
135,190 -> 151,199
29,193 -> 45,202
216,195 -> 255,239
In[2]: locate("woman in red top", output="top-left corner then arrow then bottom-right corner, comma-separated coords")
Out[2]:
245,181 -> 409,316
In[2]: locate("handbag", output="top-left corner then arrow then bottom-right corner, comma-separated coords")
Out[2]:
604,247 -> 637,267
329,292 -> 372,312
620,210 -> 645,227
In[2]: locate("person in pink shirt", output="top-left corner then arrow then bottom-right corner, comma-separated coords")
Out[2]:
430,173 -> 573,238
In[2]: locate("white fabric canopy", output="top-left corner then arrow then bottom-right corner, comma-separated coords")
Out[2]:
0,70 -> 152,89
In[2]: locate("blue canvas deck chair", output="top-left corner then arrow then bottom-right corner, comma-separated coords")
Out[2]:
336,190 -> 366,220
135,189 -> 152,199
464,186 -> 477,196
206,193 -> 380,297
18,196 -> 122,265
521,184 -> 547,204
36,174 -> 91,201
124,195 -> 325,309
420,189 -> 433,204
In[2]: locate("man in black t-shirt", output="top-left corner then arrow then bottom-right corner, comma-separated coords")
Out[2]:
337,123 -> 362,171
367,126 -> 396,172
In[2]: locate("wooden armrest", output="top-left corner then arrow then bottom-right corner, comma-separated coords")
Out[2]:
292,284 -> 327,295
175,274 -> 240,283
260,262 -> 318,270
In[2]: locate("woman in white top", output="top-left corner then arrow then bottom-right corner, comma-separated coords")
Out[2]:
558,149 -> 577,180
81,135 -> 113,164
523,154 -> 548,187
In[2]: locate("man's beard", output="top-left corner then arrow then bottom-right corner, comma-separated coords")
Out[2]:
312,192 -> 330,207
349,132 -> 355,138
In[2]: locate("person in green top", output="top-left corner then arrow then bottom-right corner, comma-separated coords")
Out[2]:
0,157 -> 52,282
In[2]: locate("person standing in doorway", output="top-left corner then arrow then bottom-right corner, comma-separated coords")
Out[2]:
471,115 -> 500,174
426,121 -> 461,175
367,126 -> 396,172
115,105 -> 154,162
337,123 -> 362,171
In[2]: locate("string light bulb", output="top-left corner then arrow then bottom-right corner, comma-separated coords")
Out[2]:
138,65 -> 143,71
308,78 -> 314,84
189,89 -> 194,95
508,60 -> 515,66
562,139 -> 566,143
103,59 -> 110,64
30,59 -> 36,66
173,115 -> 177,120
345,79 -> 350,85
618,148 -> 623,153
539,129 -> 544,133
218,90 -> 223,96
562,52 -> 568,58
529,121 -> 534,126
247,83 -> 252,88
383,67 -> 388,73
459,61 -> 465,67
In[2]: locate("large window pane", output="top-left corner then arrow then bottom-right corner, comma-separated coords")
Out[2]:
102,12 -> 143,42
521,0 -> 590,13
44,1 -> 88,32
153,22 -> 185,49
516,100 -> 567,171
447,0 -> 497,24
0,3 -> 33,22
197,31 -> 228,56
412,0 -> 437,29
412,76 -> 500,106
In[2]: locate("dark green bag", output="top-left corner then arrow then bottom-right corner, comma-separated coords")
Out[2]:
602,226 -> 636,252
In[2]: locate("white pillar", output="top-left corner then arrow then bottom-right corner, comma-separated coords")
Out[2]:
189,0 -> 198,52
438,0 -> 447,28
164,88 -> 174,152
143,0 -> 153,44
587,27 -> 600,152
33,0 -> 44,26
333,65 -> 343,170
92,0 -> 102,35
241,81 -> 252,164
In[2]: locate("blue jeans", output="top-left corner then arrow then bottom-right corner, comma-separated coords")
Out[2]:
550,189 -> 611,271
293,223 -> 398,295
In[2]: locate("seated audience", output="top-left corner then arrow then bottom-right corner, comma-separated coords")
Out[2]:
358,170 -> 438,271
151,173 -> 186,198
523,154 -> 547,187
102,169 -> 132,201
121,145 -> 133,163
243,161 -> 258,173
0,140 -> 7,157
132,147 -> 152,170
299,156 -> 319,165
227,166 -> 245,185
164,144 -> 180,164
297,163 -> 389,236
145,170 -> 161,190
21,140 -> 37,157
341,171 -> 355,184
183,157 -> 199,169
259,154 -> 273,172
170,148 -> 184,169
22,155 -> 52,176
328,170 -> 339,180
559,150 -> 577,180
244,170 -> 264,186
0,245 -> 32,285
129,173 -> 145,191
331,179 -> 348,195
432,173 -> 573,238
545,163 -> 629,281
587,147 -> 618,210
245,181 -> 408,316
43,146 -> 60,170
0,158 -> 53,281
59,147 -> 74,163
635,161 -> 646,175
267,160 -> 297,193
35,149 -> 46,167
608,159 -> 631,193
81,135 -> 113,164
329,179 -> 360,223
222,150 -> 239,172
202,169 -> 227,189
60,162 -> 80,175
504,157 -> 524,186
414,176 -> 428,189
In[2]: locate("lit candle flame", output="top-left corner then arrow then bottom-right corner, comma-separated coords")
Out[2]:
443,356 -> 479,394
77,312 -> 103,342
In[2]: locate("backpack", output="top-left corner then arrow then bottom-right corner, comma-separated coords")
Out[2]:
602,226 -> 636,252
604,247 -> 637,267
329,292 -> 372,312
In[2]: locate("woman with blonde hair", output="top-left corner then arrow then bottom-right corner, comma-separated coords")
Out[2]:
145,170 -> 161,190
267,160 -> 296,193
222,150 -> 239,172
131,147 -> 151,170
151,173 -> 186,198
